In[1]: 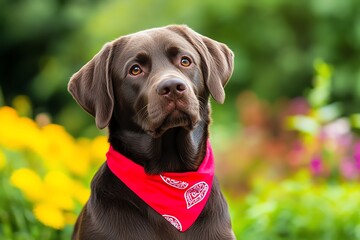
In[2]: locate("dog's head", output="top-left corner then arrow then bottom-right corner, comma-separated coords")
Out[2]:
68,25 -> 233,137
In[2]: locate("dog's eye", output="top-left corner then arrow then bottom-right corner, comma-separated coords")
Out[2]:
129,65 -> 142,76
180,57 -> 192,67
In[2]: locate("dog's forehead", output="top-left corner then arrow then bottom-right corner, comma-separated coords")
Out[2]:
117,27 -> 198,57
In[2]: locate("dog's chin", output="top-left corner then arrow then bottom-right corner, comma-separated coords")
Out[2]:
146,111 -> 198,138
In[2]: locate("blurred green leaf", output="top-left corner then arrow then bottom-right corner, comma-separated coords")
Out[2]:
317,102 -> 342,122
287,115 -> 320,134
350,114 -> 360,129
308,59 -> 333,108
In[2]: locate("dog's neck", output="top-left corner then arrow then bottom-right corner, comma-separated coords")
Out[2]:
108,119 -> 209,174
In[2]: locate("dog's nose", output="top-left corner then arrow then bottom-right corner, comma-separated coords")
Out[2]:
156,79 -> 186,99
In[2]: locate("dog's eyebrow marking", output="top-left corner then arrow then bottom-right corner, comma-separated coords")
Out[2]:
166,46 -> 196,63
134,52 -> 151,65
122,52 -> 151,78
166,46 -> 180,57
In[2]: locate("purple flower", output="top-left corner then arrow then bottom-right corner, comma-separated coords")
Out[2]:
354,142 -> 360,170
310,156 -> 323,175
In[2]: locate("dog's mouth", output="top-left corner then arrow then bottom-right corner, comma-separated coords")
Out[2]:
146,108 -> 199,138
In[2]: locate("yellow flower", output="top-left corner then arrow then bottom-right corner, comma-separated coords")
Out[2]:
0,106 -> 44,151
0,150 -> 6,170
11,168 -> 45,201
0,106 -> 104,230
69,138 -> 91,176
0,107 -> 22,149
72,181 -> 91,205
91,135 -> 109,163
43,171 -> 75,210
44,171 -> 74,194
39,124 -> 90,176
33,203 -> 65,229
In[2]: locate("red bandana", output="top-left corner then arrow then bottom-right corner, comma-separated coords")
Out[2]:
106,141 -> 214,232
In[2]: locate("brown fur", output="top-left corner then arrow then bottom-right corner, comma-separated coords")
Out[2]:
68,25 -> 235,239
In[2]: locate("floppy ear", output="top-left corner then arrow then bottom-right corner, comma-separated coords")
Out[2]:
68,43 -> 114,129
168,25 -> 234,103
200,37 -> 234,104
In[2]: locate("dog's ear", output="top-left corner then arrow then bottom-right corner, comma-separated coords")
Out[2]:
168,25 -> 234,104
199,37 -> 234,104
68,43 -> 114,129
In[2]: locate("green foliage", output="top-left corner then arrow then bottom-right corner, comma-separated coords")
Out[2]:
351,114 -> 360,130
2,1 -> 360,239
1,0 -> 360,135
308,59 -> 333,108
230,173 -> 360,240
287,59 -> 337,135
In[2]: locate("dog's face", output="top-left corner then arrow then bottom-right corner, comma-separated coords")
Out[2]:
112,29 -> 205,137
68,25 -> 233,137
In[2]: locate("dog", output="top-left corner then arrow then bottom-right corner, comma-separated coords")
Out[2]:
68,25 -> 235,239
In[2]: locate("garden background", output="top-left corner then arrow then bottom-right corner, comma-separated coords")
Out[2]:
1,0 -> 360,239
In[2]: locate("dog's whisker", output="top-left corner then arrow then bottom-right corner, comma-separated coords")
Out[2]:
135,104 -> 149,118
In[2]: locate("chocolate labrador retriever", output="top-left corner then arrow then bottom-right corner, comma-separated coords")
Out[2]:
68,25 -> 235,239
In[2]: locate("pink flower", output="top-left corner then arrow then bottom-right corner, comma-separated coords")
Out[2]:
340,158 -> 357,180
310,156 -> 323,175
354,142 -> 360,170
287,97 -> 310,116
322,118 -> 352,147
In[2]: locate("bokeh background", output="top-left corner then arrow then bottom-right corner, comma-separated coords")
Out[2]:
1,0 -> 360,239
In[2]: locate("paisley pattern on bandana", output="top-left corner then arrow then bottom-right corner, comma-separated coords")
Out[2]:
184,182 -> 209,209
163,215 -> 182,231
160,175 -> 189,189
